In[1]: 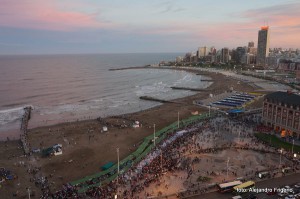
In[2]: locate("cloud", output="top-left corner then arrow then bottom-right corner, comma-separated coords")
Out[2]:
155,1 -> 185,14
235,2 -> 300,47
0,0 -> 114,31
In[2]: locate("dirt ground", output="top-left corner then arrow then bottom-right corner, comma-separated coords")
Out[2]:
0,68 -> 257,198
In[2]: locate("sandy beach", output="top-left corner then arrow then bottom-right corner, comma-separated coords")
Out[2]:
0,67 -> 257,198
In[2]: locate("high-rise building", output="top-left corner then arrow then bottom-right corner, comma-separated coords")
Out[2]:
257,26 -> 270,68
210,46 -> 217,55
248,41 -> 254,48
235,47 -> 246,64
221,48 -> 230,63
197,46 -> 207,58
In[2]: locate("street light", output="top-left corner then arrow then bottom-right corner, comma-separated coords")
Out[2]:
292,140 -> 294,154
26,187 -> 31,199
153,124 -> 156,146
279,149 -> 283,166
226,157 -> 230,179
160,149 -> 163,171
116,148 -> 120,174
177,111 -> 180,128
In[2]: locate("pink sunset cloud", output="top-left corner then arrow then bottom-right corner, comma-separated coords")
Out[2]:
0,0 -> 113,31
134,2 -> 300,49
209,3 -> 300,48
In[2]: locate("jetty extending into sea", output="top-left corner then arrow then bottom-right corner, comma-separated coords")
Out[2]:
20,106 -> 32,154
171,86 -> 211,92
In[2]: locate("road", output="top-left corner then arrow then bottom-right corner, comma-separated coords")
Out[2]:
187,173 -> 300,199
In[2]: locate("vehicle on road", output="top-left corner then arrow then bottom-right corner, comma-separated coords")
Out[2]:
233,181 -> 255,195
285,195 -> 296,199
218,180 -> 242,193
258,171 -> 270,179
232,196 -> 242,199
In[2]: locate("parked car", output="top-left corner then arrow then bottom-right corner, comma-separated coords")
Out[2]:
294,184 -> 300,189
285,195 -> 296,199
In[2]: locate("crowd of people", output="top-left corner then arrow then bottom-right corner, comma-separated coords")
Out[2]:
36,113 -> 299,198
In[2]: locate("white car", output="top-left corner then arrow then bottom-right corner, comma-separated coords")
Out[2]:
279,192 -> 288,197
232,196 -> 242,199
285,195 -> 296,199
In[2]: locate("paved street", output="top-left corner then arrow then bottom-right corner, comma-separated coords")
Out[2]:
187,173 -> 300,199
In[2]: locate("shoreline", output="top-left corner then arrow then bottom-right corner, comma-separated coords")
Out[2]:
0,66 -> 257,198
3,66 -> 215,136
23,65 -> 257,133
0,66 -> 208,140
29,66 -> 215,130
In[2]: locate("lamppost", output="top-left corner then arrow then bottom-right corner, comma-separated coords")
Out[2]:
160,149 -> 163,171
293,153 -> 297,171
226,157 -> 230,180
153,124 -> 156,147
115,147 -> 120,198
177,112 -> 180,128
116,148 -> 120,174
292,140 -> 294,154
279,149 -> 283,166
26,187 -> 31,199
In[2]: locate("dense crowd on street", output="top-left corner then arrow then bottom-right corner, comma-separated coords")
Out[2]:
36,113 -> 300,199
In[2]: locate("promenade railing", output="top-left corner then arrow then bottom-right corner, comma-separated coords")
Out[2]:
70,112 -> 217,192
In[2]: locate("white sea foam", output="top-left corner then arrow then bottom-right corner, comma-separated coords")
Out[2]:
0,107 -> 24,126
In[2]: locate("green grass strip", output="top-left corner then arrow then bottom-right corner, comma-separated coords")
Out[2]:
254,132 -> 300,153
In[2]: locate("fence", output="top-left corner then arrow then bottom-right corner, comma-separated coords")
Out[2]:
70,112 -> 217,192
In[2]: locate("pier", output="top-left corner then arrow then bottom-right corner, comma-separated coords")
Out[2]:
20,106 -> 32,155
170,86 -> 210,92
200,79 -> 214,82
139,96 -> 179,103
108,65 -> 148,71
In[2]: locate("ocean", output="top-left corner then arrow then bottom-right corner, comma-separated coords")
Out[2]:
0,53 -> 211,139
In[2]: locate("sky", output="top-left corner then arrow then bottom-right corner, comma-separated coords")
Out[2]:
0,0 -> 300,54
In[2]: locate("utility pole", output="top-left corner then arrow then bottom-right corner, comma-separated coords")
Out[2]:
226,157 -> 230,179
27,188 -> 31,199
177,111 -> 180,128
116,148 -> 120,174
279,149 -> 283,166
153,124 -> 156,146
160,149 -> 163,171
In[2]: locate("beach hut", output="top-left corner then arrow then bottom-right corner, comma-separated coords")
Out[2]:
102,126 -> 108,132
54,147 -> 62,156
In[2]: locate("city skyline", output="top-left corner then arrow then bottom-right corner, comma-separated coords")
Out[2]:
1,0 -> 300,54
257,26 -> 270,67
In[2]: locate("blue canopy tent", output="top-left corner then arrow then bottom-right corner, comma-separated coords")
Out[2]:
101,162 -> 114,170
